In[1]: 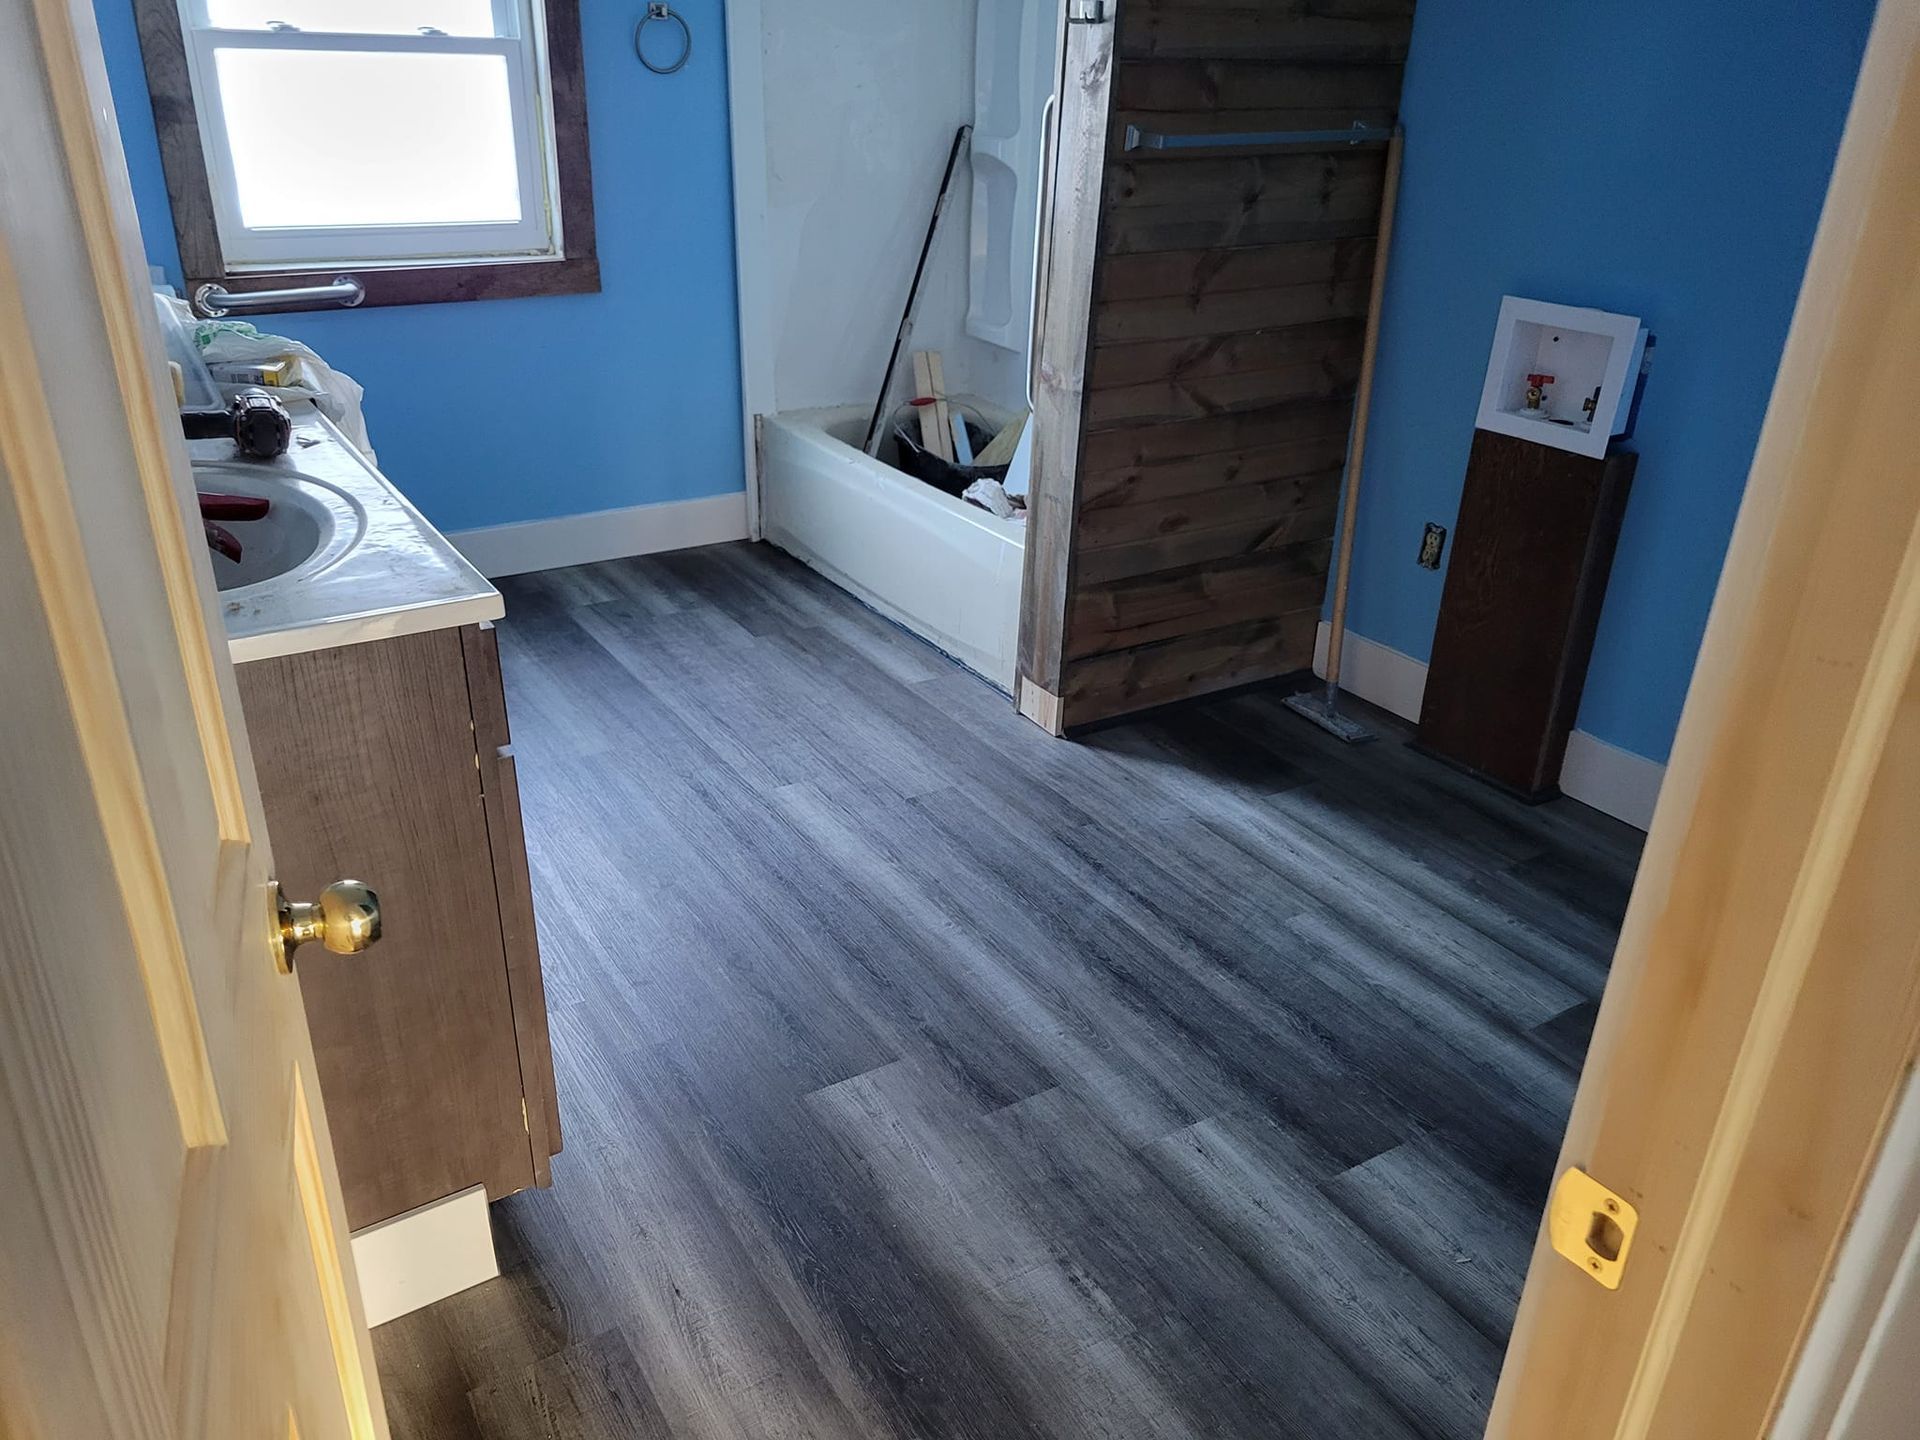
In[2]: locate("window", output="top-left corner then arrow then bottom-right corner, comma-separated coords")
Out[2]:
135,0 -> 597,310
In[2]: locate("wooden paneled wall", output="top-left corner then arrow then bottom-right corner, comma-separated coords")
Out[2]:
1022,0 -> 1414,729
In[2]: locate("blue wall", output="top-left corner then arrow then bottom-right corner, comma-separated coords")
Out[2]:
94,0 -> 743,535
1349,1 -> 1874,763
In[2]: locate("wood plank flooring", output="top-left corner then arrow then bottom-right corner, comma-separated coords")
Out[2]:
372,541 -> 1643,1440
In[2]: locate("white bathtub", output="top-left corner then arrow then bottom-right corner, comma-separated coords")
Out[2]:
759,405 -> 1025,693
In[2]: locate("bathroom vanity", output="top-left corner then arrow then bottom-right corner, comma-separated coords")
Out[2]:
204,407 -> 559,1240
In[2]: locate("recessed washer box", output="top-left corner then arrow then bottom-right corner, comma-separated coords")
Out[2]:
1476,296 -> 1649,459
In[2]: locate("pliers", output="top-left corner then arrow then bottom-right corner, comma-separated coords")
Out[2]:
199,489 -> 271,563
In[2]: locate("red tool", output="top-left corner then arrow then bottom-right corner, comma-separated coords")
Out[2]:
198,489 -> 271,563
197,490 -> 271,522
203,520 -> 244,562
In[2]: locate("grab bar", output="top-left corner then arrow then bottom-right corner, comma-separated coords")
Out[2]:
1123,121 -> 1395,153
192,275 -> 365,318
1027,92 -> 1060,412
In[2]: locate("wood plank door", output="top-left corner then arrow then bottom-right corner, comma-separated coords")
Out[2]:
0,0 -> 387,1435
1020,0 -> 1414,731
1490,3 -> 1920,1434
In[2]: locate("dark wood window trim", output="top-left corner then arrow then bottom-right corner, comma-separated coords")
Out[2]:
131,0 -> 599,313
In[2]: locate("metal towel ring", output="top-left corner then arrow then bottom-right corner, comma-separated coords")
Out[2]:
635,2 -> 691,74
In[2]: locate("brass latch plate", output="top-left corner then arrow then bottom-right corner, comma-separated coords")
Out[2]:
1549,1167 -> 1639,1289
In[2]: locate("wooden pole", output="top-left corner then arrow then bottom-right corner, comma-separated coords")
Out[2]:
1324,128 -> 1404,693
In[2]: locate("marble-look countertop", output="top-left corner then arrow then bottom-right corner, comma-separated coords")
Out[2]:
204,404 -> 503,664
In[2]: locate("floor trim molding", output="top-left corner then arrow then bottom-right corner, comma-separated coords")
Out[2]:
1314,622 -> 1665,830
1558,731 -> 1668,835
449,493 -> 750,579
350,1184 -> 498,1328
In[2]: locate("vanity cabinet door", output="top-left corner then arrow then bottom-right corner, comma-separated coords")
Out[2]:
238,625 -> 547,1229
462,622 -> 562,1175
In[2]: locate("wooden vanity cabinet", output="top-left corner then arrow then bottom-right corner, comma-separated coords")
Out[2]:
236,622 -> 560,1232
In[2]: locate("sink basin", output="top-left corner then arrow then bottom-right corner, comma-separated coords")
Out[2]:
201,406 -> 501,664
195,461 -> 364,594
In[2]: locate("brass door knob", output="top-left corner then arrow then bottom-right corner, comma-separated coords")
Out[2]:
276,880 -> 381,971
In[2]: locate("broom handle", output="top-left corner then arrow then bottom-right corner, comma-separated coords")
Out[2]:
863,126 -> 973,457
1325,127 -> 1404,693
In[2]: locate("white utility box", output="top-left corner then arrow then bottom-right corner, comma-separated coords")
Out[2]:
1475,296 -> 1649,459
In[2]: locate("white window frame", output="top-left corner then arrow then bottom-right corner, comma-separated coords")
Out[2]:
176,0 -> 564,272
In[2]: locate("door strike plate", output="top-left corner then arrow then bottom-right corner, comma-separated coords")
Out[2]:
1549,1167 -> 1638,1290
1067,0 -> 1110,22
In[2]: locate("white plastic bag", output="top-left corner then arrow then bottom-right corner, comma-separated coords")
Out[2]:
962,476 -> 1020,519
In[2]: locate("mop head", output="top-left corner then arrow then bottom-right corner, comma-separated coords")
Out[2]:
1283,686 -> 1375,744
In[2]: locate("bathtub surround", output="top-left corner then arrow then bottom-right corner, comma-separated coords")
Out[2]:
738,0 -> 1028,420
1340,0 -> 1876,768
92,0 -> 745,545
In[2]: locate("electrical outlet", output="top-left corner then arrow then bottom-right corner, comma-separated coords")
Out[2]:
1418,523 -> 1447,570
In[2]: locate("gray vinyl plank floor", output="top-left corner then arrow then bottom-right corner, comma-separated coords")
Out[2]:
373,541 -> 1643,1440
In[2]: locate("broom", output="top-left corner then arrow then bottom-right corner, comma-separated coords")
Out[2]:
1285,126 -> 1405,744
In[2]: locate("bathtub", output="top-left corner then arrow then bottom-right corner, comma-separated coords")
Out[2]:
759,405 -> 1025,693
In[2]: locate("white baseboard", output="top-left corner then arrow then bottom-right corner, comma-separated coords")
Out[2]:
1313,623 -> 1431,725
1313,622 -> 1665,831
350,1184 -> 498,1327
449,492 -> 750,579
1558,731 -> 1667,834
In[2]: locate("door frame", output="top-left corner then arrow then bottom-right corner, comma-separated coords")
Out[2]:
1490,0 -> 1920,1433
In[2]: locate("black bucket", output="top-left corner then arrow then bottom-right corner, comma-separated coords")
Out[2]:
893,420 -> 1010,498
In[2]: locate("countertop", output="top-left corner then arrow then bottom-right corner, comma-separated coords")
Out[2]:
205,404 -> 503,664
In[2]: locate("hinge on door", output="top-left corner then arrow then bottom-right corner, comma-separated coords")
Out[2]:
1549,1167 -> 1639,1290
1067,0 -> 1110,22
521,1097 -> 530,1133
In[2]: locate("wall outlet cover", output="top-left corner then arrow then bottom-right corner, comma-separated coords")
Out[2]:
1419,523 -> 1447,570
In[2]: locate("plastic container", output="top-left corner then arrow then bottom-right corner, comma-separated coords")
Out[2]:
892,417 -> 1010,497
152,290 -> 221,412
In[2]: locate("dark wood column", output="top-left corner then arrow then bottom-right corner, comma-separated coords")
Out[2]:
1021,0 -> 1415,731
1416,430 -> 1639,800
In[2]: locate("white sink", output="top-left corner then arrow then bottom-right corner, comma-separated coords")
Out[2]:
201,407 -> 500,665
195,461 -> 364,594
